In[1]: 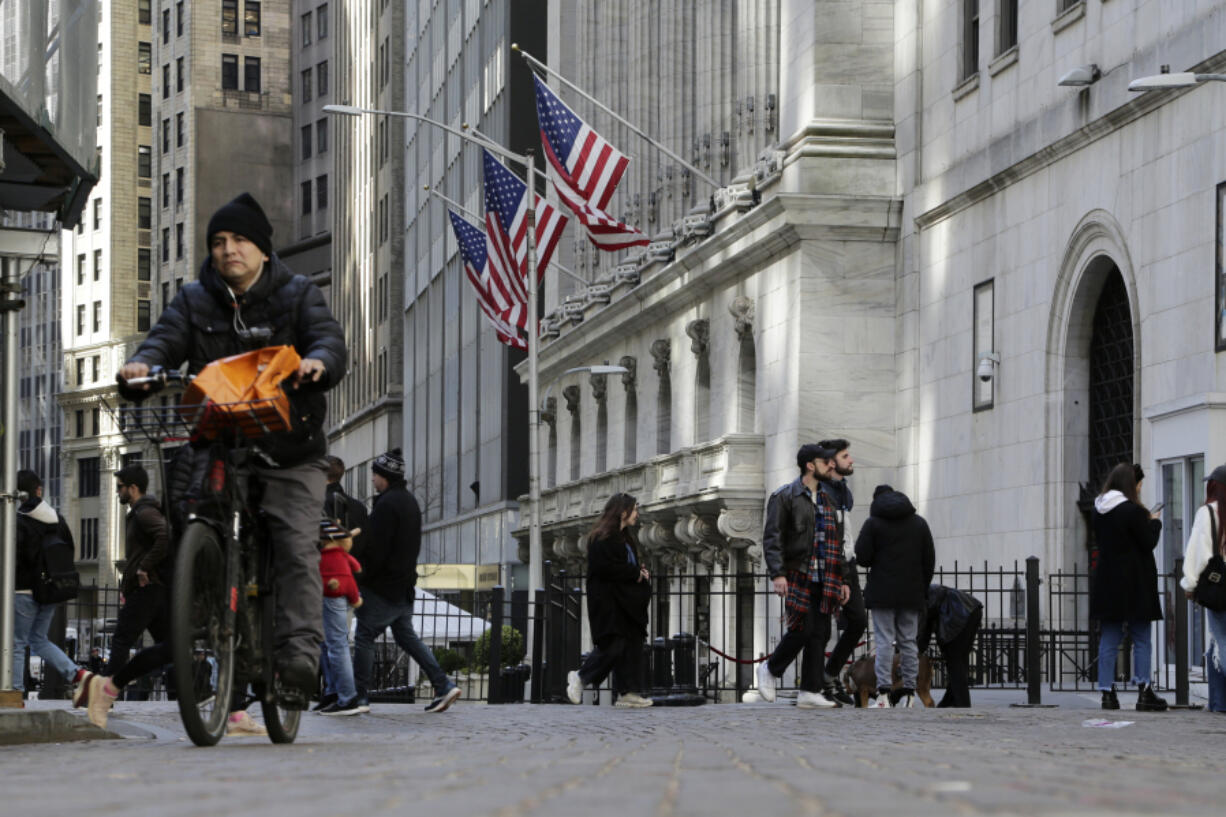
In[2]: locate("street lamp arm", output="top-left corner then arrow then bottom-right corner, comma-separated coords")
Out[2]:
322,104 -> 528,165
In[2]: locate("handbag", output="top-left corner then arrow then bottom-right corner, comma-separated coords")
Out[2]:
1194,505 -> 1226,613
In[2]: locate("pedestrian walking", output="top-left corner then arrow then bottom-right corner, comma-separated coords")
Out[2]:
565,493 -> 654,708
11,469 -> 87,698
1180,464 -> 1226,713
316,515 -> 363,716
817,437 -> 863,706
324,455 -> 368,541
352,448 -> 461,714
917,584 -> 983,708
77,465 -> 266,736
855,484 -> 935,708
1091,462 -> 1167,712
754,443 -> 850,710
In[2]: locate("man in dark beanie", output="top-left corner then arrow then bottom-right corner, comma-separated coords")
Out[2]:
352,448 -> 461,714
117,191 -> 347,707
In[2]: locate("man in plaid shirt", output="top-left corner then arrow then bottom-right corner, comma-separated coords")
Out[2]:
756,443 -> 852,709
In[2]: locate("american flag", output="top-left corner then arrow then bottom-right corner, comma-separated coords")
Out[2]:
482,149 -> 567,305
533,75 -> 647,250
447,209 -> 527,350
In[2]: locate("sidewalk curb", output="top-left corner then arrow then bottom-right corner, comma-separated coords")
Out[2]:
0,708 -> 123,745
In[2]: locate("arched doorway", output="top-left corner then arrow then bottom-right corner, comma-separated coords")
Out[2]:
1079,268 -> 1135,563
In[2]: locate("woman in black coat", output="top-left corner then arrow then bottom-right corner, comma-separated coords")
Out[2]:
1090,462 -> 1165,711
566,493 -> 653,708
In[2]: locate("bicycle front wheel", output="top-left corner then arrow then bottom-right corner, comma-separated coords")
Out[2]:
172,523 -> 235,746
258,585 -> 301,743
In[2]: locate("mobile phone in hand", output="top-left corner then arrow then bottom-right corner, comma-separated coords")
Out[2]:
1151,501 -> 1165,514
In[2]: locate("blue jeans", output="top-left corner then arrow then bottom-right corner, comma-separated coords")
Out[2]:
1206,607 -> 1226,712
12,594 -> 79,692
321,596 -> 356,702
353,588 -> 454,699
1097,620 -> 1152,690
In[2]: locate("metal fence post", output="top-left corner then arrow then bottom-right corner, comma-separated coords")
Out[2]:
488,585 -> 504,704
530,588 -> 545,704
1012,556 -> 1055,707
1172,558 -> 1194,708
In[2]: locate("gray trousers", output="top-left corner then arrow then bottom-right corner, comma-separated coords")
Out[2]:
873,608 -> 921,690
255,458 -> 328,665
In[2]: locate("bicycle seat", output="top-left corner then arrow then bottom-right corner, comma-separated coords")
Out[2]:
180,345 -> 302,438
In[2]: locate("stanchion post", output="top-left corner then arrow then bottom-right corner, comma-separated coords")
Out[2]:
1171,558 -> 1201,709
488,585 -> 504,704
530,588 -> 545,703
1011,556 -> 1055,707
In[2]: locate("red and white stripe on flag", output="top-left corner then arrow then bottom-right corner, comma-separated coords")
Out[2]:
545,161 -> 649,251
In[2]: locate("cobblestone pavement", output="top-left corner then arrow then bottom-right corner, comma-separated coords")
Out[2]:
5,691 -> 1225,817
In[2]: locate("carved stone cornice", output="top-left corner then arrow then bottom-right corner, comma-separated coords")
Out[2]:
542,396 -> 557,428
729,296 -> 754,343
717,506 -> 762,549
685,318 -> 710,357
590,372 -> 607,403
650,339 -> 671,377
619,356 -> 637,391
562,384 -> 581,415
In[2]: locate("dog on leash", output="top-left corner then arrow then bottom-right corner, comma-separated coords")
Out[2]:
844,652 -> 935,707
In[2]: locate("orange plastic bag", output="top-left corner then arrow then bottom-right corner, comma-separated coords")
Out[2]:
180,345 -> 302,438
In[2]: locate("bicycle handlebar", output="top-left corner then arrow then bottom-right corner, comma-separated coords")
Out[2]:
117,367 -> 193,392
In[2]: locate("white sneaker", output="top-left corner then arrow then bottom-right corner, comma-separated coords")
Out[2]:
756,662 -> 778,703
870,692 -> 892,709
225,710 -> 268,737
796,690 -> 837,709
614,692 -> 654,708
566,670 -> 584,705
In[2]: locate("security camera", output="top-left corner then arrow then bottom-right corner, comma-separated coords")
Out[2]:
977,352 -> 1000,382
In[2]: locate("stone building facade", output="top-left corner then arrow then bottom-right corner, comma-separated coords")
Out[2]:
515,1 -> 1226,681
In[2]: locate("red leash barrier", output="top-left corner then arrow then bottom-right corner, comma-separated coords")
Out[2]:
704,640 -> 867,665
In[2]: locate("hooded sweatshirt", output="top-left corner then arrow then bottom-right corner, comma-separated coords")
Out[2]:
15,498 -> 72,593
854,489 -> 936,610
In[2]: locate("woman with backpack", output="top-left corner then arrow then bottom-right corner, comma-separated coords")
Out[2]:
1090,462 -> 1166,711
1180,464 -> 1226,712
565,493 -> 654,708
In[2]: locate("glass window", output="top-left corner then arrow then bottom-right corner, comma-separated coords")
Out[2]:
138,145 -> 152,179
222,0 -> 238,35
92,301 -> 102,332
244,56 -> 261,93
78,457 -> 100,498
176,167 -> 184,206
138,42 -> 151,75
76,254 -> 85,285
177,2 -> 184,36
138,249 -> 151,281
93,198 -> 102,229
138,197 -> 151,229
302,12 -> 312,47
222,54 -> 239,90
162,63 -> 169,99
177,112 -> 184,147
161,172 -> 170,207
301,124 -> 312,160
93,249 -> 102,280
1162,456 -> 1207,667
301,68 -> 312,102
162,9 -> 170,43
75,410 -> 84,438
245,2 -> 261,37
161,118 -> 170,152
139,0 -> 151,25
317,4 -> 328,39
961,0 -> 979,81
138,300 -> 151,332
177,57 -> 184,92
302,180 -> 312,215
139,93 -> 151,127
162,229 -> 170,262
92,355 -> 100,382
316,175 -> 328,210
997,0 -> 1018,54
316,119 -> 328,153
317,61 -> 328,96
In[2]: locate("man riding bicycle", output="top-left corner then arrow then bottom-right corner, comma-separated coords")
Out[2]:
118,192 -> 347,704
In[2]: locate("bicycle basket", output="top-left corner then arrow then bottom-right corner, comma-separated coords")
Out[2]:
180,345 -> 302,439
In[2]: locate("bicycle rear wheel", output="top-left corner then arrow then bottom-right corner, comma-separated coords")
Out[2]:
257,605 -> 301,743
172,523 -> 235,746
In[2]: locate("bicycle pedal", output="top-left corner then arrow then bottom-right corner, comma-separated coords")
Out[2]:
277,688 -> 310,711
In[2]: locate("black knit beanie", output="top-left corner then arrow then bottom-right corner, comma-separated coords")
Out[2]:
372,448 -> 406,481
206,192 -> 274,257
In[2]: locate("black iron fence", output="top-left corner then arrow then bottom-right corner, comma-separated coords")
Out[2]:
19,556 -> 1211,707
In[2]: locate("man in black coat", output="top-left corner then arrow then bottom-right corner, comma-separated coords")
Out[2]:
106,465 -> 172,681
351,449 -> 460,714
817,438 -> 863,706
855,484 -> 935,708
117,193 -> 347,702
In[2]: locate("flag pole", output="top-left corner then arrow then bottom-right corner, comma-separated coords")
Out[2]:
525,149 -> 544,600
424,185 -> 588,286
512,44 -> 723,191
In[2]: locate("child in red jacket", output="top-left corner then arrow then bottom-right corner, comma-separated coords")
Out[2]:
318,516 -> 363,714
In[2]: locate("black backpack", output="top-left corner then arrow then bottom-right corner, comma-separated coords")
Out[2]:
18,513 -> 80,604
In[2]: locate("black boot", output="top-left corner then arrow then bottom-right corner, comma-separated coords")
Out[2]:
823,677 -> 854,707
1100,686 -> 1120,710
1136,683 -> 1168,712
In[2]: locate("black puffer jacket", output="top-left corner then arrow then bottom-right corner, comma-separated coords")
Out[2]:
15,497 -> 73,592
355,483 -> 421,604
123,255 -> 347,467
855,489 -> 936,610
